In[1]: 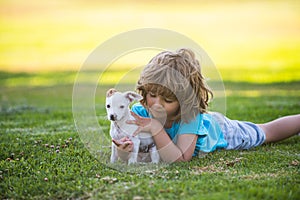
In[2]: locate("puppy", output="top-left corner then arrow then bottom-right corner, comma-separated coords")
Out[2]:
106,88 -> 160,164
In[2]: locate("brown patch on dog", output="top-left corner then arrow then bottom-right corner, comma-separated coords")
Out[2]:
106,88 -> 117,97
124,91 -> 143,103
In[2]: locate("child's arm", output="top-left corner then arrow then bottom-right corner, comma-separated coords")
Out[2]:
129,112 -> 197,163
152,128 -> 198,162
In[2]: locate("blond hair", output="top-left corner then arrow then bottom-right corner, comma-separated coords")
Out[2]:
136,48 -> 213,123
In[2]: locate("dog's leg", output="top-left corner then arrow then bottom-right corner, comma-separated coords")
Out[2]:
110,143 -> 118,163
128,139 -> 140,165
149,146 -> 160,163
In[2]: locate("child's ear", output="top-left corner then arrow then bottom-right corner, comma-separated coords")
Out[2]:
124,91 -> 143,102
106,88 -> 117,97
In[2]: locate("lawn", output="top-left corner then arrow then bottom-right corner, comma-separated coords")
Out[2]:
0,70 -> 299,199
1,0 -> 300,199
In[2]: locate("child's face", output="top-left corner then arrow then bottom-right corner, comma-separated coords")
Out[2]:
145,91 -> 180,121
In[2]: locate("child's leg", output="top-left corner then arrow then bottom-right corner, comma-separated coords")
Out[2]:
258,114 -> 300,143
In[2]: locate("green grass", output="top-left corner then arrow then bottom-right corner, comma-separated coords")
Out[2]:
1,0 -> 300,198
1,71 -> 300,199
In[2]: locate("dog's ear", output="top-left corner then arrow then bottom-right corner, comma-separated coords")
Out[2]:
106,88 -> 117,97
124,91 -> 143,103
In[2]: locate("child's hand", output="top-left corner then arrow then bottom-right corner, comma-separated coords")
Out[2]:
127,111 -> 163,136
112,137 -> 133,152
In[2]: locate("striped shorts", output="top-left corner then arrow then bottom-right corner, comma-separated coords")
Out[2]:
211,112 -> 266,150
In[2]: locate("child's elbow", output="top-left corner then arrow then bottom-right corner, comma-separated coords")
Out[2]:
161,151 -> 193,163
175,154 -> 193,162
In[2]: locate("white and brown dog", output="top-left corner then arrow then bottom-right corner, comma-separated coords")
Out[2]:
106,88 -> 160,164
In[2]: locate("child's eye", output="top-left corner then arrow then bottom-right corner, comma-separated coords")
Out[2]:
164,99 -> 174,103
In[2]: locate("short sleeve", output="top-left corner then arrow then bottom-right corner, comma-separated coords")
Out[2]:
131,103 -> 149,118
177,114 -> 208,136
178,113 -> 227,154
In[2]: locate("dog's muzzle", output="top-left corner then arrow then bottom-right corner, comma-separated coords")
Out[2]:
110,114 -> 117,121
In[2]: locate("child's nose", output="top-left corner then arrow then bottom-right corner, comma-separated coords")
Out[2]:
153,96 -> 163,106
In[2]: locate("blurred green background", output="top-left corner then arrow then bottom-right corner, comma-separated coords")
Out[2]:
1,0 -> 300,85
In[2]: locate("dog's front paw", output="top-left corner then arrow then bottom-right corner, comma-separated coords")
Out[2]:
110,156 -> 118,163
128,157 -> 137,165
150,152 -> 160,163
110,153 -> 118,163
149,146 -> 160,163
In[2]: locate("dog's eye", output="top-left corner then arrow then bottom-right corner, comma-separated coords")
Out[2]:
106,104 -> 110,108
120,105 -> 125,109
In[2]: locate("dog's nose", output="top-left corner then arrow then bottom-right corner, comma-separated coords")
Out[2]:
110,114 -> 116,121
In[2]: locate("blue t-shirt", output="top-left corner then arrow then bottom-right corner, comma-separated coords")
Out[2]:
131,103 -> 228,156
